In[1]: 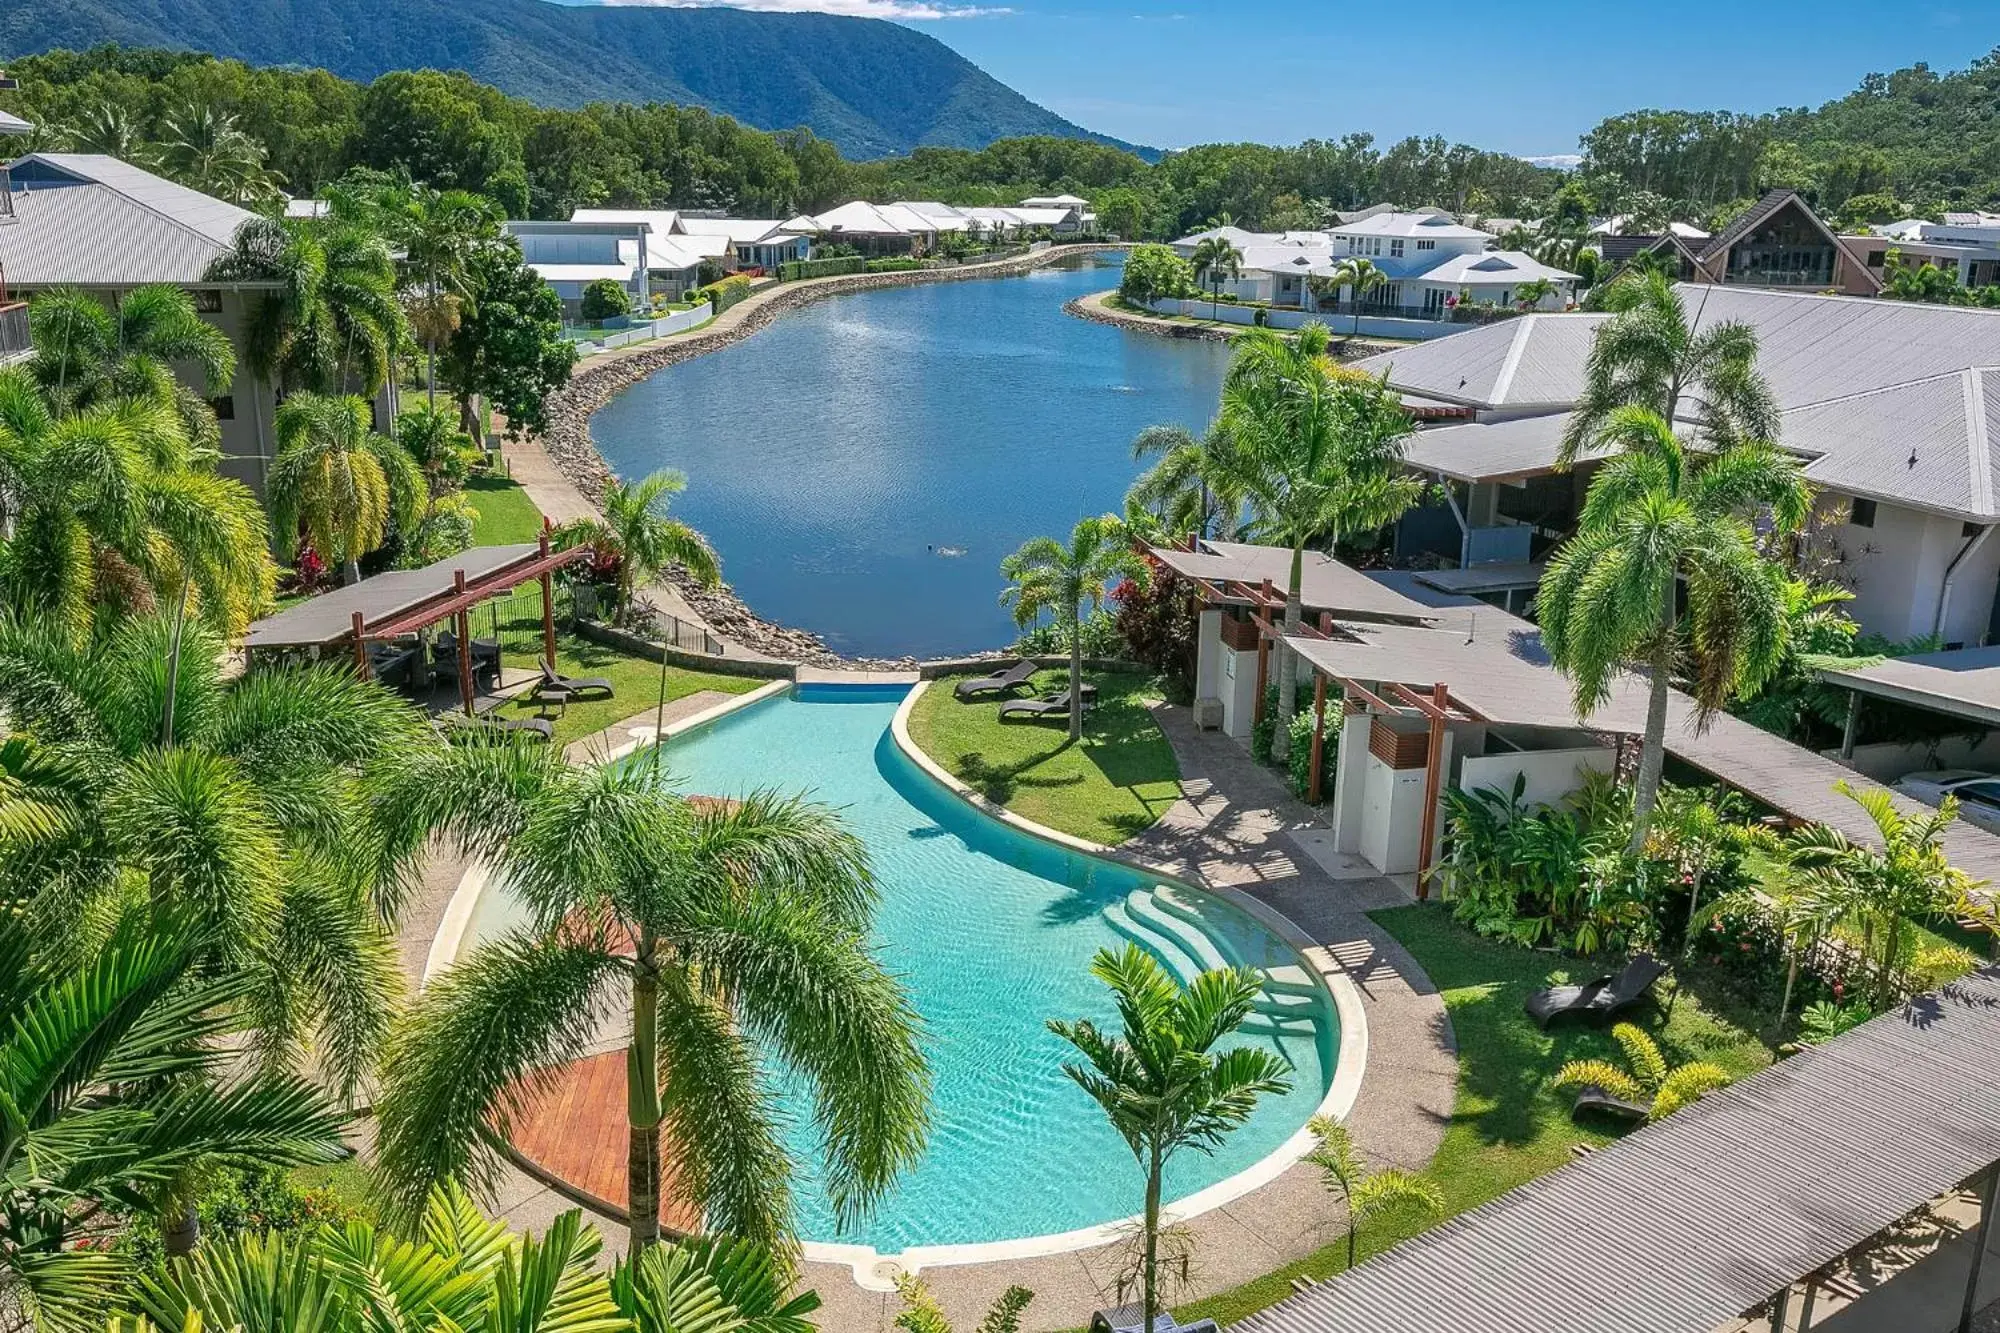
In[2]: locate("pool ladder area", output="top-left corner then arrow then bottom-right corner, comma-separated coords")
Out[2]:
1101,885 -> 1326,1058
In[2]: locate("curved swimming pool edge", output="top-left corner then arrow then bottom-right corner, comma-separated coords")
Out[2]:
865,680 -> 1369,1283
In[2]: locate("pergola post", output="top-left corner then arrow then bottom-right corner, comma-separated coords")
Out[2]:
1308,611 -> 1333,804
1796,1280 -> 1818,1330
538,522 -> 558,671
1959,1160 -> 2000,1333
1253,578 -> 1274,725
351,612 -> 371,681
1415,681 -> 1449,901
1841,689 -> 1862,761
453,570 -> 475,717
1767,1284 -> 1790,1332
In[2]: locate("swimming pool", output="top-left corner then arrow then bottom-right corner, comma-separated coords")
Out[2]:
458,683 -> 1342,1256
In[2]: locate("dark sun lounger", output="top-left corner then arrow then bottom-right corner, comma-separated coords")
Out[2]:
955,660 -> 1039,700
1525,953 -> 1667,1028
536,656 -> 614,706
999,691 -> 1090,723
1570,1083 -> 1652,1123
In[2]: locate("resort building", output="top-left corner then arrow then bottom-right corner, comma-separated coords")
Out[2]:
506,218 -> 651,316
1356,286 -> 2000,651
1615,189 -> 1883,295
1848,211 -> 2000,293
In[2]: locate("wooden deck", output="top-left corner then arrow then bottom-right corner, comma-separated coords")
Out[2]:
505,1051 -> 704,1232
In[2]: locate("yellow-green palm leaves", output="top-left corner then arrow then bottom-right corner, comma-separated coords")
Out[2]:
1304,1114 -> 1443,1268
554,469 -> 720,618
270,392 -> 425,583
1552,1022 -> 1732,1121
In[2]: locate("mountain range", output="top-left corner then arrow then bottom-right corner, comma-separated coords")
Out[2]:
0,0 -> 1151,160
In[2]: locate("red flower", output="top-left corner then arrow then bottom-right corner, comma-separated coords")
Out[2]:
1832,982 -> 1845,998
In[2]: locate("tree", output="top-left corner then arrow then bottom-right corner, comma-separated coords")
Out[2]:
999,514 -> 1149,741
268,393 -> 425,585
384,187 -> 499,407
373,748 -> 930,1253
439,236 -> 577,440
26,283 -> 237,449
206,217 -> 402,397
1557,269 -> 1780,468
1219,329 -> 1422,762
1538,407 -> 1810,855
1552,1021 -> 1732,1121
0,908 -> 350,1325
58,101 -> 156,165
1097,187 -> 1148,241
1315,257 -> 1387,337
1513,276 -> 1558,311
552,469 -> 720,621
397,400 -> 481,493
1883,248 -> 1964,304
894,1273 -> 1033,1333
1048,946 -> 1290,1333
1302,1115 -> 1443,1269
1118,245 -> 1195,305
157,97 -> 283,207
580,279 -> 632,324
1125,422 -> 1250,543
1189,234 -> 1244,319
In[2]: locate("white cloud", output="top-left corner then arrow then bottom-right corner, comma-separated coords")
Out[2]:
1521,153 -> 1583,170
592,0 -> 1008,17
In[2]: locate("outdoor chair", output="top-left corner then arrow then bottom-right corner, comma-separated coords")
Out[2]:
534,656 -> 614,712
1569,1083 -> 1652,1123
1525,953 -> 1667,1028
998,690 -> 1091,723
444,713 -> 554,745
954,659 -> 1039,700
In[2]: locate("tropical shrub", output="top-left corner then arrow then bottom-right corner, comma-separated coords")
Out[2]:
866,257 -> 926,273
1013,607 -> 1123,659
1251,684 -> 1280,766
580,279 -> 630,322
1287,705 -> 1330,801
780,256 -> 867,281
1552,1022 -> 1733,1121
116,1165 -> 365,1269
695,274 -> 755,313
1112,566 -> 1199,702
1119,244 -> 1196,304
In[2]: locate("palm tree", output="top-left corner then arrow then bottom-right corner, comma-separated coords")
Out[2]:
1125,422 -> 1250,542
1303,1115 -> 1443,1269
1189,235 -> 1244,319
1558,269 -> 1779,467
0,908 -> 350,1326
1319,257 -> 1387,337
397,400 -> 480,493
58,101 -> 156,165
156,98 -> 283,208
0,367 -> 270,641
999,513 -> 1149,741
373,745 -> 930,1253
206,217 -> 402,396
1704,835 -> 1855,1026
27,283 -> 237,450
1049,946 -> 1290,1333
1552,1021 -> 1732,1121
615,1233 -> 823,1333
386,187 -> 499,407
553,470 -> 720,621
1537,407 -> 1809,854
269,392 -> 425,585
1220,328 -> 1422,762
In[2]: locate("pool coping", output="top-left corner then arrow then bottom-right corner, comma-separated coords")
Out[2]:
872,680 -> 1369,1283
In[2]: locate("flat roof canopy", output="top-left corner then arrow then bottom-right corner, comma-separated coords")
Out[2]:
243,544 -> 582,650
1148,540 -> 1440,625
1241,967 -> 2000,1333
1400,412 -> 1605,484
1821,645 -> 2000,731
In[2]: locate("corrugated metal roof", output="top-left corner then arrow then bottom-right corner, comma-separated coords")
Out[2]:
1400,412 -> 1586,482
1412,250 -> 1579,286
21,153 -> 253,245
1149,541 -> 1441,625
0,181 -> 244,286
1240,965 -> 2000,1333
1782,367 -> 2000,518
0,108 -> 32,136
242,544 -> 540,648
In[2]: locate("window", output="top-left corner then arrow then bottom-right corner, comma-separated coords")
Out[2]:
1370,237 -> 1383,256
1849,497 -> 1877,528
1390,239 -> 1405,258
190,289 -> 223,313
208,395 -> 235,421
1415,238 -> 1436,251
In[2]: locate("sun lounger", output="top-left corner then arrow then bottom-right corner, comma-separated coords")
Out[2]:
1570,1083 -> 1652,1123
998,691 -> 1090,723
537,656 -> 614,703
955,660 -> 1039,700
445,714 -> 554,745
1526,953 -> 1667,1028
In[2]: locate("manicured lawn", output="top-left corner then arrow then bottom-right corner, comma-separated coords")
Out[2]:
492,629 -> 762,748
1175,905 -> 1779,1327
906,669 -> 1181,845
465,475 -> 546,546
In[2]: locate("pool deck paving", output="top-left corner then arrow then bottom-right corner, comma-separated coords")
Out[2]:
390,699 -> 1458,1333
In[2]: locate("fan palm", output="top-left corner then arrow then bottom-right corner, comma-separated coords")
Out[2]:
999,513 -> 1149,740
0,908 -> 350,1330
1189,235 -> 1243,319
1537,406 -> 1809,854
1125,422 -> 1249,542
1219,327 -> 1422,762
0,367 -> 270,641
58,101 -> 156,165
1316,257 -> 1388,336
1049,945 -> 1291,1333
157,99 -> 282,208
553,470 -> 720,621
206,217 -> 402,396
269,392 -> 425,585
1303,1115 -> 1443,1268
1558,269 -> 1779,467
372,744 -> 929,1253
1551,1021 -> 1732,1121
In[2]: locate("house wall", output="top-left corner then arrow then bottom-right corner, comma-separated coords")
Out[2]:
1458,746 -> 1614,813
1823,502 -> 2000,647
1823,735 -> 2000,782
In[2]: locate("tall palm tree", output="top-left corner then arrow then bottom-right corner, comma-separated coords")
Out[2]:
269,392 -> 425,585
373,745 -> 930,1253
1319,257 -> 1387,336
1189,235 -> 1243,319
999,513 -> 1149,741
156,98 -> 283,209
1220,329 -> 1422,762
58,101 -> 157,165
1537,407 -> 1810,855
1558,269 -> 1779,467
386,188 -> 499,407
206,217 -> 402,397
0,908 -> 350,1328
1048,945 -> 1291,1333
553,470 -> 720,621
1303,1115 -> 1442,1269
1125,422 -> 1249,543
27,284 -> 237,451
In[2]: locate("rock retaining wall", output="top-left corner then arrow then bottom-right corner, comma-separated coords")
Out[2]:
1064,290 -> 1408,360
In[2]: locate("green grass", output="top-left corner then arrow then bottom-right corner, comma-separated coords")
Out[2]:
465,475 -> 546,546
492,628 -> 762,748
905,669 -> 1180,846
1175,905 -> 1778,1327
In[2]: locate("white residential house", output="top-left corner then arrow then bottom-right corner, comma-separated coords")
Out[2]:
1853,212 -> 2000,292
569,209 -> 810,286
793,201 -> 934,255
1019,194 -> 1095,232
672,214 -> 811,272
507,218 -> 649,318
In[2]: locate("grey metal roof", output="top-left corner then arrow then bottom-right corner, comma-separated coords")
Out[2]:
1401,412 -> 1588,482
1241,965 -> 2000,1333
0,108 -> 31,136
1149,540 -> 1440,625
1782,367 -> 2000,519
0,155 -> 259,286
242,545 -> 540,649
1821,643 -> 2000,729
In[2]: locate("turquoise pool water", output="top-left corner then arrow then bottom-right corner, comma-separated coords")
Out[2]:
463,685 -> 1336,1251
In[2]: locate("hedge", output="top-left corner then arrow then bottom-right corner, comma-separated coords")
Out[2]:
778,256 -> 868,281
693,274 -> 755,313
864,258 -> 926,273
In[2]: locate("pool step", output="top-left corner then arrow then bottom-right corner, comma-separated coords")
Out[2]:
1104,887 -> 1329,1045
1101,901 -> 1204,986
1126,889 -> 1234,975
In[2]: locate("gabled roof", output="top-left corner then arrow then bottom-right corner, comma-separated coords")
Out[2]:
0,153 -> 258,286
1170,225 -> 1265,250
674,215 -> 792,245
0,108 -> 33,136
1695,188 -> 1882,294
806,200 -> 919,236
1781,366 -> 2000,519
1354,313 -> 1610,409
571,207 -> 679,237
1021,193 -> 1088,207
1409,249 -> 1579,286
891,202 -> 973,231
1331,211 -> 1492,241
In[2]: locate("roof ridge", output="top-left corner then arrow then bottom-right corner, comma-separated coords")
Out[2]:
1488,316 -> 1536,403
1782,364 -> 2000,412
23,152 -> 245,248
1971,368 -> 1995,518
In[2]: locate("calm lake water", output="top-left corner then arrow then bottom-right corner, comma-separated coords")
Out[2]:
589,255 -> 1233,658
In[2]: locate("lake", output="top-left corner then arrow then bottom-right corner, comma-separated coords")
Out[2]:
589,254 -> 1234,658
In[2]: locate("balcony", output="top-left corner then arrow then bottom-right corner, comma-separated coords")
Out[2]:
0,302 -> 28,365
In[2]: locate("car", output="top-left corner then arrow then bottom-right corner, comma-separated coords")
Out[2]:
1893,769 -> 2000,836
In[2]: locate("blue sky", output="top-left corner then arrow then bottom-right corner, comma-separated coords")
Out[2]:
634,0 -> 1995,155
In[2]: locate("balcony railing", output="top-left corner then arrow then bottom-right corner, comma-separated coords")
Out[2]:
0,303 -> 28,364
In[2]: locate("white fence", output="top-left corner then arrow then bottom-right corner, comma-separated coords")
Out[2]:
1143,297 -> 1482,342
574,302 -> 714,351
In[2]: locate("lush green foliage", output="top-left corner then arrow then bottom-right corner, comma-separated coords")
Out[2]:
1303,1115 -> 1443,1267
552,469 -> 718,620
437,235 -> 577,440
894,1273 -> 1033,1333
1551,1021 -> 1733,1120
578,278 -> 631,323
779,256 -> 868,282
693,274 -> 756,315
1119,244 -> 1196,303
